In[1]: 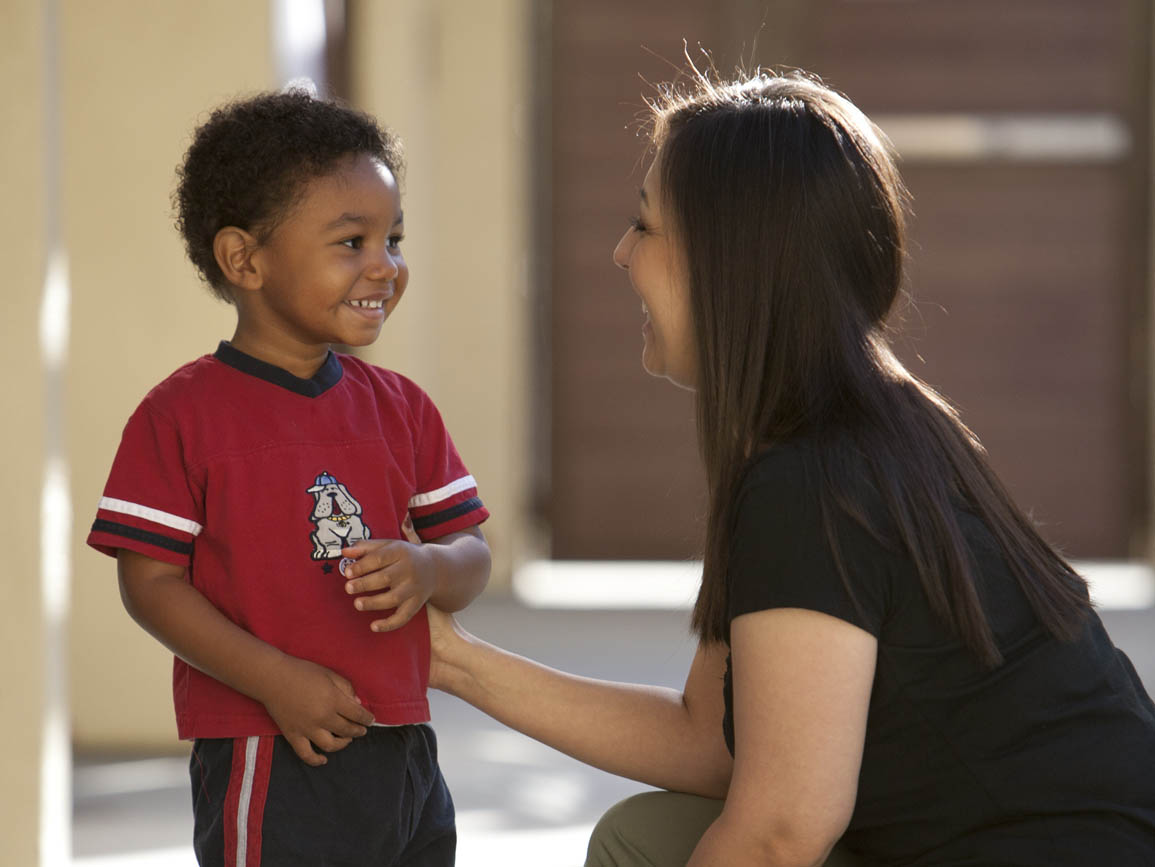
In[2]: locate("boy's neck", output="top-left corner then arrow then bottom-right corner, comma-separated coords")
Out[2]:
228,327 -> 332,380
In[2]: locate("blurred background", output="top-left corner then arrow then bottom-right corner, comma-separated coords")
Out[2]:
4,0 -> 1155,864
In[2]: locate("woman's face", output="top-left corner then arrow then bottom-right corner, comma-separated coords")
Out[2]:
612,155 -> 697,390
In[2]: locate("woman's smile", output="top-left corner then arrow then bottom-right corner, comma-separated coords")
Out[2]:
613,156 -> 697,389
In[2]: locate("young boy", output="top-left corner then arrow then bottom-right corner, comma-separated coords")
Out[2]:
87,89 -> 490,866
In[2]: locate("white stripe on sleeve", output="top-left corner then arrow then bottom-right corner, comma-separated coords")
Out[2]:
408,475 -> 477,509
98,497 -> 204,535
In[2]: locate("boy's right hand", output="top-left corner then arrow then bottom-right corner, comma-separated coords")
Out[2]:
258,656 -> 376,767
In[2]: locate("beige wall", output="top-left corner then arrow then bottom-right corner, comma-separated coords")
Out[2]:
62,1 -> 534,751
1,1 -> 50,859
66,1 -> 272,750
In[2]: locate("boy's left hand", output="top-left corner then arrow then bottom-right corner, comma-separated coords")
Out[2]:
340,539 -> 435,632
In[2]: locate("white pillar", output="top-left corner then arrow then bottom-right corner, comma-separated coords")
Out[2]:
0,0 -> 68,862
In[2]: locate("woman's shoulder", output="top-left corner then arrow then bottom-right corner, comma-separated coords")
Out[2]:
741,434 -> 865,502
737,433 -> 897,563
743,438 -> 817,488
728,434 -> 892,634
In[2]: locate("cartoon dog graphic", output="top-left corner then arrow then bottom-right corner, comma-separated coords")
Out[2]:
307,471 -> 371,559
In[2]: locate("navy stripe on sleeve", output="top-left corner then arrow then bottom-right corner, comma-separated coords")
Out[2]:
91,519 -> 194,556
412,497 -> 484,531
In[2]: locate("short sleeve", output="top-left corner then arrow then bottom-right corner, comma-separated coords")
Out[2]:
727,447 -> 887,636
406,389 -> 489,541
87,403 -> 204,567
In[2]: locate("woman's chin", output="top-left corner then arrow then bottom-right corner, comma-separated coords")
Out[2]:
641,346 -> 664,378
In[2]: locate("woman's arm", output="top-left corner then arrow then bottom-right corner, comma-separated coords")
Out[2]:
688,607 -> 876,867
428,606 -> 734,797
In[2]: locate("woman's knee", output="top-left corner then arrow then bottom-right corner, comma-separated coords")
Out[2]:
585,791 -> 723,867
585,793 -> 658,867
585,791 -> 870,867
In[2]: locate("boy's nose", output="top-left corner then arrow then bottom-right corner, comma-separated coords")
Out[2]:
367,249 -> 400,281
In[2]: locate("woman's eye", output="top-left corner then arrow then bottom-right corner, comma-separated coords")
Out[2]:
387,234 -> 405,250
628,216 -> 647,234
341,236 -> 364,250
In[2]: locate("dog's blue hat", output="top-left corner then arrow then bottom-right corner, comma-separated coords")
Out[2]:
314,471 -> 338,487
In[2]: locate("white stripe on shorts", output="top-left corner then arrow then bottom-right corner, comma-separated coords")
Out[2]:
235,736 -> 259,867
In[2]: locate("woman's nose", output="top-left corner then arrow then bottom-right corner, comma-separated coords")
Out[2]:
612,230 -> 632,270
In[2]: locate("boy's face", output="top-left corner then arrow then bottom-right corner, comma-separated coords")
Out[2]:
249,154 -> 407,350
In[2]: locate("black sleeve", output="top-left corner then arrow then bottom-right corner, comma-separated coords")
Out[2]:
727,446 -> 889,636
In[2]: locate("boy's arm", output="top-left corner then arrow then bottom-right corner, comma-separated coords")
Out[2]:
341,525 -> 491,632
117,549 -> 376,766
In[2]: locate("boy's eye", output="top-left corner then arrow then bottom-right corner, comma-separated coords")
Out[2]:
628,216 -> 647,234
341,236 -> 364,250
387,234 -> 405,250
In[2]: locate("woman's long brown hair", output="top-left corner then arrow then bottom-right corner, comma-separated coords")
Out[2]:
654,72 -> 1090,665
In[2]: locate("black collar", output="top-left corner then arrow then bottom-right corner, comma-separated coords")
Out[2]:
213,341 -> 344,397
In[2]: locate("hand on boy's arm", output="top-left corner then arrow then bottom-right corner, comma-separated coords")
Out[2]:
117,549 -> 375,767
341,525 -> 490,633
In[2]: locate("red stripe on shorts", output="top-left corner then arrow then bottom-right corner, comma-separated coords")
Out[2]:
223,736 -> 275,867
244,737 -> 275,865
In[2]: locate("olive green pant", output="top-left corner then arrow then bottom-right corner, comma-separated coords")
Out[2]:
585,791 -> 869,867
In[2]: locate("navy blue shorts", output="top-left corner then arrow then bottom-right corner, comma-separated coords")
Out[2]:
190,724 -> 455,866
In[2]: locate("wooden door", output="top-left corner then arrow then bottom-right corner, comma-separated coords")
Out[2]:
544,0 -> 1150,559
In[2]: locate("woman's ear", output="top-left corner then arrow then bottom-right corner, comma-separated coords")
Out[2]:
213,227 -> 262,292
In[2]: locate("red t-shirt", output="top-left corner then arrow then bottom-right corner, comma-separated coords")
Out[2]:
87,342 -> 489,738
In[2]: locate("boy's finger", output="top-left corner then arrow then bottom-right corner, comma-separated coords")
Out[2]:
350,706 -> 376,727
329,716 -> 369,738
345,573 -> 391,595
371,600 -> 420,633
354,590 -> 399,612
289,735 -> 326,767
342,553 -> 405,582
329,673 -> 355,695
341,539 -> 404,564
339,699 -> 376,727
314,731 -> 352,753
326,703 -> 371,736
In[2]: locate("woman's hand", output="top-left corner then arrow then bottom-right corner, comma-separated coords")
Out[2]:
426,603 -> 469,694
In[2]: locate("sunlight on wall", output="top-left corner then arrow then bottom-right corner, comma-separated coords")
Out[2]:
514,560 -> 1155,611
271,0 -> 327,89
39,0 -> 71,859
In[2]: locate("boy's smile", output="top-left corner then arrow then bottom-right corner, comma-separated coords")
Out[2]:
226,153 -> 407,378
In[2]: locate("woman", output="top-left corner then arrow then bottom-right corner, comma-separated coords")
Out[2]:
423,72 -> 1155,865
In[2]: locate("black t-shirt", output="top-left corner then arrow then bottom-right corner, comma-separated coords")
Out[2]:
722,441 -> 1155,866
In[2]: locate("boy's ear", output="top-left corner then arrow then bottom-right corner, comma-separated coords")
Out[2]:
213,227 -> 262,291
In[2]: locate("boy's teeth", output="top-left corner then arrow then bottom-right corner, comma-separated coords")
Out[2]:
349,299 -> 384,309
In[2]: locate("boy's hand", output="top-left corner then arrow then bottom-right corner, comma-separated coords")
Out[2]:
341,539 -> 436,633
258,656 -> 376,767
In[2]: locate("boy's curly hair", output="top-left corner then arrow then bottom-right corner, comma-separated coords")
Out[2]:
174,89 -> 404,301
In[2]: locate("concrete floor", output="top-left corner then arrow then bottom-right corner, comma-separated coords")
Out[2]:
72,597 -> 1155,866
